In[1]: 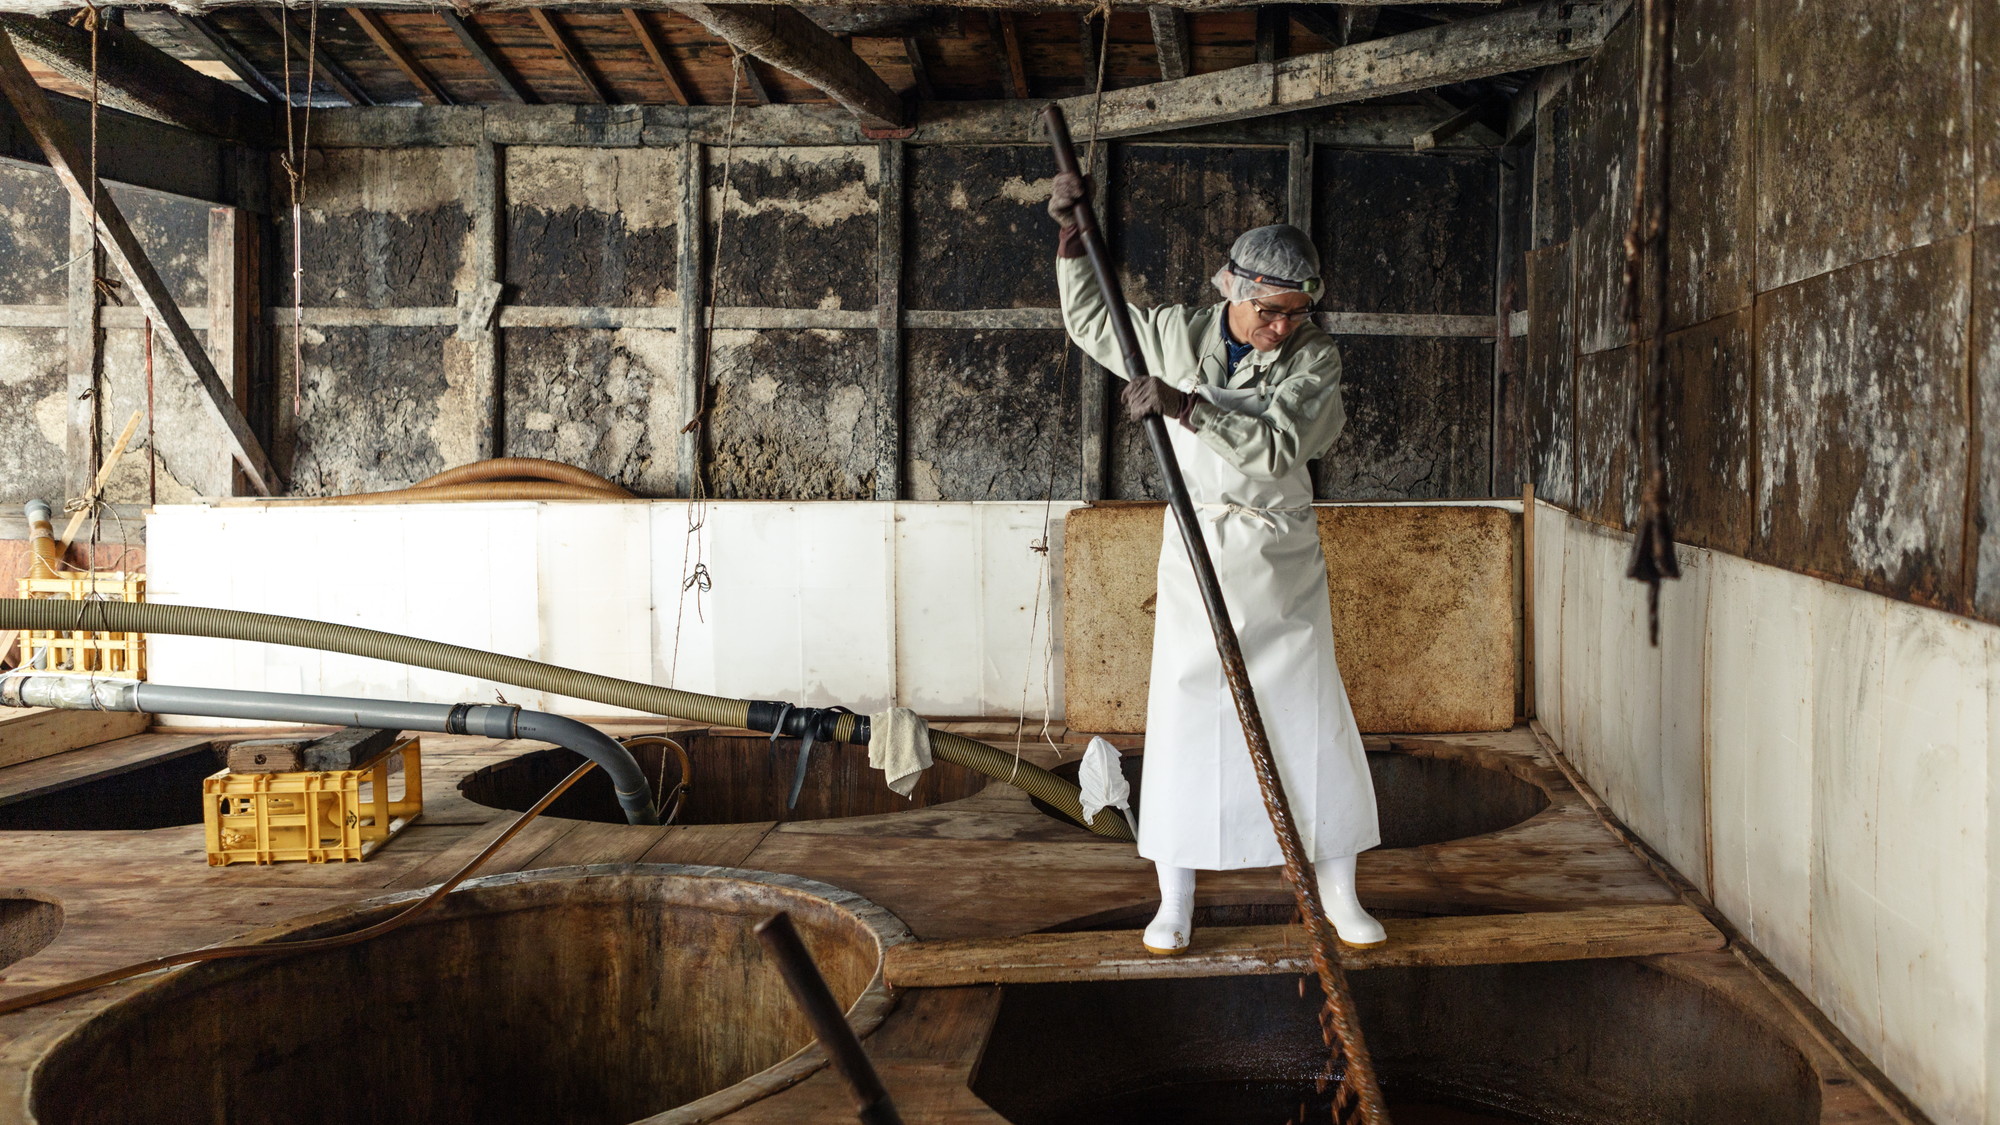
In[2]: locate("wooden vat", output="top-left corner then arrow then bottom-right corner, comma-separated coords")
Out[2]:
0,743 -> 223,831
1031,742 -> 1551,849
27,865 -> 908,1125
459,731 -> 989,825
971,958 -> 1823,1125
0,891 -> 60,971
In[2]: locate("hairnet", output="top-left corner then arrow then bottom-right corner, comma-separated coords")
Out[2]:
1210,224 -> 1322,303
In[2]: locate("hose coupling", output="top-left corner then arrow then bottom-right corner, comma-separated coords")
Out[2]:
447,703 -> 523,740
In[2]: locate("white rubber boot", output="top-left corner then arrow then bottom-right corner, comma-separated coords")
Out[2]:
1142,864 -> 1196,955
1317,854 -> 1386,946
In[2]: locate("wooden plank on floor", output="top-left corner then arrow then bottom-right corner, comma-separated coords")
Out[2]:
528,820 -> 674,869
883,904 -> 1726,988
0,731 -> 215,804
0,707 -> 149,770
639,821 -> 777,868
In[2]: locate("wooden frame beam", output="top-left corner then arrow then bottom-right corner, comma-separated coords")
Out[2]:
1053,1 -> 1619,138
438,11 -> 528,104
0,32 -> 277,495
346,8 -> 450,106
622,8 -> 689,106
527,8 -> 607,104
0,13 -> 269,143
674,4 -> 905,126
994,12 -> 1029,98
1147,5 -> 1189,80
256,8 -> 373,107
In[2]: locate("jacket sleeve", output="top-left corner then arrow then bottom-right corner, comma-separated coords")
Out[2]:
1057,253 -> 1180,384
1190,342 -> 1346,481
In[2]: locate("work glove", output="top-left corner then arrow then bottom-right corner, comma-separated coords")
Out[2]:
1047,171 -> 1089,229
1122,375 -> 1189,423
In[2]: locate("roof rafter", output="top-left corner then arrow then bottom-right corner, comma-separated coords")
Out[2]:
256,7 -> 373,106
527,8 -> 607,104
0,12 -> 270,142
346,8 -> 450,105
674,3 -> 905,126
438,11 -> 528,104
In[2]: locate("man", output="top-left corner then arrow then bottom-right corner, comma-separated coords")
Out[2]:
1048,172 -> 1383,954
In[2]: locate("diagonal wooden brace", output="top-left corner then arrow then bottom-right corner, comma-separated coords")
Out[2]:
0,29 -> 279,496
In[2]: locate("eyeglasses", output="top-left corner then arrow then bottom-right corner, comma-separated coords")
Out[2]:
1248,298 -> 1318,324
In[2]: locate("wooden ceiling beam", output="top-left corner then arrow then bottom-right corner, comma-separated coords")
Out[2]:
438,11 -> 528,104
0,13 -> 270,143
527,8 -> 607,104
0,30 -> 278,494
994,12 -> 1029,98
256,8 -> 373,107
170,14 -> 286,104
674,4 -> 904,126
1148,6 -> 1189,81
621,8 -> 689,106
346,8 -> 450,105
1054,0 -> 1620,138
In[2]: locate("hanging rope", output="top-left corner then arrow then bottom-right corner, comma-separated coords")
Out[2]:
1621,0 -> 1679,644
1010,3 -> 1117,766
279,2 -> 323,421
667,47 -> 748,688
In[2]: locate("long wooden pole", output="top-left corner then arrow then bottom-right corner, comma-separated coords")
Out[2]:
1042,105 -> 1388,1125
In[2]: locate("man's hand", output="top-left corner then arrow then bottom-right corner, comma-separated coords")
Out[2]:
1122,375 -> 1188,423
1048,172 -> 1088,229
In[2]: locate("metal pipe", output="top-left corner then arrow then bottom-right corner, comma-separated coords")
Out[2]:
755,911 -> 904,1125
1044,103 -> 1390,1125
0,675 -> 660,825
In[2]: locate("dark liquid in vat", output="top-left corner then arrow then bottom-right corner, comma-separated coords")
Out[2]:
1030,1081 -> 1544,1125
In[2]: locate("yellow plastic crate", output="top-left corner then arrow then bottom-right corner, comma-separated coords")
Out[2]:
203,738 -> 423,866
15,572 -> 146,678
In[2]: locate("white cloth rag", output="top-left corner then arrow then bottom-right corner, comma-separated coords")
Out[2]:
868,708 -> 933,798
1079,736 -> 1134,832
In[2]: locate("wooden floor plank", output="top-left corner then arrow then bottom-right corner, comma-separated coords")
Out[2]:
638,821 -> 777,868
0,707 -> 150,770
0,731 -> 217,804
883,904 -> 1727,988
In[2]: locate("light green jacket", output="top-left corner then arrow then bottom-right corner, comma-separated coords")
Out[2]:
1056,254 -> 1347,482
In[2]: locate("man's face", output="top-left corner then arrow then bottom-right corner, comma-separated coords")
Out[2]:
1227,290 -> 1316,352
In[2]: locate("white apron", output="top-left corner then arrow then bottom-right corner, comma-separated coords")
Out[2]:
1137,382 -> 1380,870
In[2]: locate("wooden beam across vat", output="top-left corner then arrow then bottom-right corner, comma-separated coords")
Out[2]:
883,904 -> 1726,988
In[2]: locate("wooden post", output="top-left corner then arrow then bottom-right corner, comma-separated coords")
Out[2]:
875,139 -> 903,501
1286,121 -> 1312,233
1522,480 -> 1536,719
468,139 -> 504,460
676,138 -> 707,498
64,199 -> 100,502
0,32 -> 278,495
207,206 -> 255,495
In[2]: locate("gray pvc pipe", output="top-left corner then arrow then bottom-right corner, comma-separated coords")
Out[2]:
0,676 -> 660,825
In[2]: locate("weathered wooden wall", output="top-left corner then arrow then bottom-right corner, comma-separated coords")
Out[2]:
0,104 -> 1505,515
1517,0 -> 1999,624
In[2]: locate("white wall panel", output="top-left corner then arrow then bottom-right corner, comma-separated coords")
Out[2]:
149,500 -> 1065,722
1871,603 -> 1987,1122
1532,500 -> 1997,1125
